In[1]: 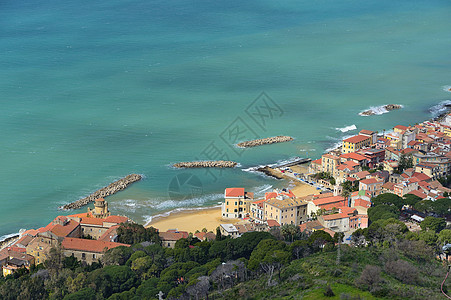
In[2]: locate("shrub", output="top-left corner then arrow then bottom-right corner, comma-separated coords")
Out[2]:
384,259 -> 418,284
355,265 -> 382,291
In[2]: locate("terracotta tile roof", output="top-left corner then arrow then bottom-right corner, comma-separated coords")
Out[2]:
267,220 -> 280,227
401,148 -> 416,155
194,232 -> 216,241
312,195 -> 345,206
382,182 -> 395,190
359,129 -> 375,135
408,190 -> 427,199
104,215 -> 129,224
21,229 -> 39,237
159,231 -> 189,241
340,207 -> 357,215
265,192 -> 278,200
322,212 -> 349,221
50,220 -> 80,237
354,171 -> 370,179
394,125 -> 408,131
13,235 -> 34,248
340,152 -> 368,161
311,158 -> 322,165
299,220 -> 322,232
343,135 -> 370,144
98,225 -> 119,242
360,178 -> 381,185
225,188 -> 245,198
62,237 -> 129,253
323,154 -> 339,160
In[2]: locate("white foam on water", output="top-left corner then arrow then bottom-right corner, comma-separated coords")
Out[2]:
442,86 -> 451,93
335,124 -> 357,133
359,104 -> 404,117
0,232 -> 19,243
429,100 -> 451,118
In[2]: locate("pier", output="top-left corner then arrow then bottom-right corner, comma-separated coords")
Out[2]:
275,157 -> 311,168
60,174 -> 142,210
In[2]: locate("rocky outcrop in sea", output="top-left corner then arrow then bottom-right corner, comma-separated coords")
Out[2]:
237,136 -> 293,148
360,104 -> 403,116
60,174 -> 142,210
173,161 -> 237,168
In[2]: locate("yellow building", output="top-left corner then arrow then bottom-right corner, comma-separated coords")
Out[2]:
342,135 -> 371,154
222,188 -> 254,219
263,189 -> 307,226
321,154 -> 340,174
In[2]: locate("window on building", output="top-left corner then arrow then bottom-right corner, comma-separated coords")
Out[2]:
82,253 -> 86,259
93,254 -> 96,259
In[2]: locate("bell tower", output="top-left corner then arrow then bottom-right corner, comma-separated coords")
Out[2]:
89,198 -> 110,218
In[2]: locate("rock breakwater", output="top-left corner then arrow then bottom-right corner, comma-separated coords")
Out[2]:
173,161 -> 237,168
60,174 -> 142,210
237,136 -> 293,148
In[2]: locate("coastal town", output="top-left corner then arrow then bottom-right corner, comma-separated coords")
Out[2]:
2,113 -> 451,277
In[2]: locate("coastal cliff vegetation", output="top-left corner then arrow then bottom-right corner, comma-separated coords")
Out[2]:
1,213 -> 449,300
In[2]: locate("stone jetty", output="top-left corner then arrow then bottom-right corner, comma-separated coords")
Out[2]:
361,104 -> 403,116
60,174 -> 142,210
237,136 -> 293,148
257,166 -> 284,179
173,160 -> 237,168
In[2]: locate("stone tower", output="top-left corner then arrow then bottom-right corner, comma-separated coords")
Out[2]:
89,198 -> 110,218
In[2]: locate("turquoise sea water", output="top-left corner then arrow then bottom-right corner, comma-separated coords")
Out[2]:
1,0 -> 451,238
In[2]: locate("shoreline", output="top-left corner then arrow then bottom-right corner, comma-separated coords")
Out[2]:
145,176 -> 318,233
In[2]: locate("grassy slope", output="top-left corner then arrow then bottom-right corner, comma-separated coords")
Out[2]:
212,246 -> 447,300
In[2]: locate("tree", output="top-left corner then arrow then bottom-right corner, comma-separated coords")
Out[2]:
63,287 -> 96,300
420,217 -> 446,233
403,194 -> 422,207
368,204 -> 399,222
438,229 -> 451,245
280,224 -> 300,242
117,223 -> 160,245
372,193 -> 403,210
397,154 -> 413,173
432,198 -> 451,216
418,230 -> 438,247
308,230 -> 334,250
414,200 -> 435,213
248,239 -> 289,285
44,245 -> 64,275
215,226 -> 222,241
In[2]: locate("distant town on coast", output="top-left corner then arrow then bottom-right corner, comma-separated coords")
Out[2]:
3,108 -> 451,299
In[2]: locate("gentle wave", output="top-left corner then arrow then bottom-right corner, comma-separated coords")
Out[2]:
111,193 -> 224,214
429,100 -> 451,118
335,124 -> 357,133
0,232 -> 19,243
443,86 -> 451,93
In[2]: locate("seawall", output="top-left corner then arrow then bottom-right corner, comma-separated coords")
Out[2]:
60,174 -> 142,210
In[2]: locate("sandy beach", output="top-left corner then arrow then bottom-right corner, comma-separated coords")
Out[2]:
146,171 -> 318,233
146,207 -> 240,233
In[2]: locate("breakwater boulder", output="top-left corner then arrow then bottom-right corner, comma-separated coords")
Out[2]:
60,174 -> 142,210
237,136 -> 293,148
173,160 -> 237,168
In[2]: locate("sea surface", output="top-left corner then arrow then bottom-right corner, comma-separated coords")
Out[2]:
1,0 -> 451,238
